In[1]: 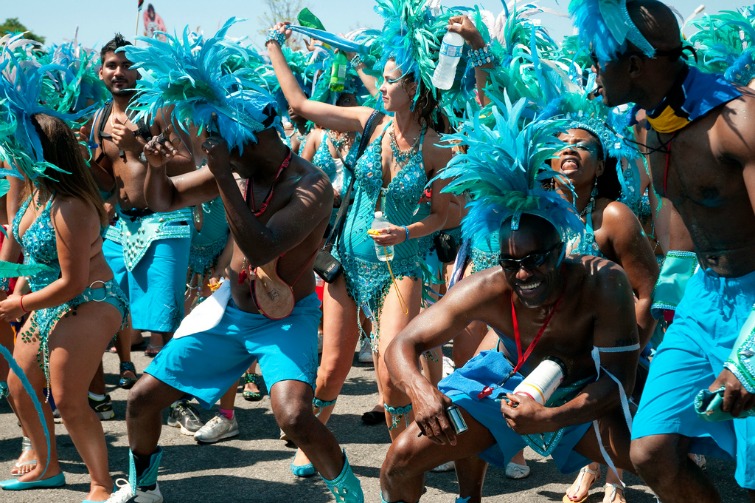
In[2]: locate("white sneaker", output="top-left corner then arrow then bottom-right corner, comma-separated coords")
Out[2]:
357,338 -> 373,364
431,460 -> 455,472
194,413 -> 239,443
106,478 -> 163,503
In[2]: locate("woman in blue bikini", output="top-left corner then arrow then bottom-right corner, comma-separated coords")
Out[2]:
0,114 -> 128,502
267,21 -> 452,475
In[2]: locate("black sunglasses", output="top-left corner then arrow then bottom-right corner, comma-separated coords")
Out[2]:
499,242 -> 563,273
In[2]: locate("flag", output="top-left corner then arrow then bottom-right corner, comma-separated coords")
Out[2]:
138,0 -> 144,11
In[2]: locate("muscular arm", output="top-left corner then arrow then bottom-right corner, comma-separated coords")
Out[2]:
603,201 -> 659,347
546,265 -> 639,428
214,166 -> 331,267
144,163 -> 219,211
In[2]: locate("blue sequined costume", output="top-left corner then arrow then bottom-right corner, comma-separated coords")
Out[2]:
335,122 -> 427,337
310,130 -> 358,226
188,197 -> 229,277
13,196 -> 128,382
567,202 -> 604,258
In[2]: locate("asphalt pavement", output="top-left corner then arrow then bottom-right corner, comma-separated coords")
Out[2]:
0,347 -> 748,502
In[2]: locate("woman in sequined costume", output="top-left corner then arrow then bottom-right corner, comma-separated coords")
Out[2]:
0,115 -> 127,502
552,126 -> 658,503
268,23 -> 452,475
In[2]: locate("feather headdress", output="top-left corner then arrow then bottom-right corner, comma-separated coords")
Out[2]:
373,0 -> 451,102
691,8 -> 755,86
438,95 -> 582,243
124,18 -> 282,153
568,0 -> 656,65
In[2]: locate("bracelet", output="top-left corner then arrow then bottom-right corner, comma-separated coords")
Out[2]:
265,28 -> 286,47
470,43 -> 495,67
350,54 -> 364,70
19,294 -> 28,314
403,226 -> 410,242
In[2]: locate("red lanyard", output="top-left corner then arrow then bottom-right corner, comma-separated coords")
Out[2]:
245,149 -> 292,217
477,285 -> 565,399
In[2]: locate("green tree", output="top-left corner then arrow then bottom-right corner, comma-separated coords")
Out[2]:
0,18 -> 45,44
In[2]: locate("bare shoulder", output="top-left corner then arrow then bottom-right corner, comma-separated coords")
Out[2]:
289,155 -> 333,208
570,255 -> 629,293
422,127 -> 452,174
50,196 -> 99,230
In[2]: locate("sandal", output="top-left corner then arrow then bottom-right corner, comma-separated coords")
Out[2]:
10,437 -> 37,477
563,465 -> 600,503
603,483 -> 626,503
361,409 -> 385,426
118,361 -> 138,389
242,373 -> 263,401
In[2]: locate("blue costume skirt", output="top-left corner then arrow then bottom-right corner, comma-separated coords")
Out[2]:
438,350 -> 591,473
146,293 -> 321,409
103,236 -> 191,333
633,268 -> 755,489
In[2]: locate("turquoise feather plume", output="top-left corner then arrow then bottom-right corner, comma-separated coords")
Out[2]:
437,94 -> 582,243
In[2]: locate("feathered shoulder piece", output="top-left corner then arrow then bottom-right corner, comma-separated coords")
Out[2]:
374,0 -> 451,99
437,94 -> 582,243
568,0 -> 655,65
691,7 -> 755,86
124,18 -> 282,153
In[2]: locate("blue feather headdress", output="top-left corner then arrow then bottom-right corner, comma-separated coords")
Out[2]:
373,0 -> 451,103
0,41 -> 92,185
123,18 -> 282,153
438,95 -> 582,243
568,0 -> 656,65
691,8 -> 755,86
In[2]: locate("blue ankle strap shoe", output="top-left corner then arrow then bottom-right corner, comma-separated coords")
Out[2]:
321,451 -> 363,503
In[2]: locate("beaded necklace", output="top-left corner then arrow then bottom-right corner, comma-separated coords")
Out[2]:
388,124 -> 423,166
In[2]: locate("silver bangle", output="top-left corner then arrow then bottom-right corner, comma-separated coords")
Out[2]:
470,43 -> 495,67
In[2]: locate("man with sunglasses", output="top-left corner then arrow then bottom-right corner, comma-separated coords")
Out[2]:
570,1 -> 755,501
380,212 -> 639,503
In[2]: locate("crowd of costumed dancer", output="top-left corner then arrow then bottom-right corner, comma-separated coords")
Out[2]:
0,1 -> 754,503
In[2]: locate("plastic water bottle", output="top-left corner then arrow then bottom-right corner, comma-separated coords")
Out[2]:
329,51 -> 348,92
371,211 -> 394,261
431,26 -> 464,90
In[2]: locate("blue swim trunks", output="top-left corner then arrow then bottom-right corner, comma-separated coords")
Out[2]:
146,293 -> 321,409
438,350 -> 592,473
633,268 -> 755,489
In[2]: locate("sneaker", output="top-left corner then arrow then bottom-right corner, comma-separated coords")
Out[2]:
167,400 -> 203,435
89,394 -> 115,421
106,478 -> 163,503
431,461 -> 455,473
357,337 -> 373,364
194,413 -> 239,443
51,406 -> 63,424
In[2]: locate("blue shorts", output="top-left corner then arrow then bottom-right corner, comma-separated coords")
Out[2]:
633,268 -> 755,489
103,236 -> 191,333
145,293 -> 321,409
439,350 -> 591,473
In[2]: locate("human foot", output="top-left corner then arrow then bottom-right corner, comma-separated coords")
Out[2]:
563,465 -> 600,503
10,438 -> 36,476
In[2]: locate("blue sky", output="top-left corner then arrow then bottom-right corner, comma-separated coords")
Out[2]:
2,1 -> 746,51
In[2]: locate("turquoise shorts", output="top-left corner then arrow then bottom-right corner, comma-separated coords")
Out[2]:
439,350 -> 591,473
103,235 -> 191,333
633,268 -> 755,489
145,293 -> 321,409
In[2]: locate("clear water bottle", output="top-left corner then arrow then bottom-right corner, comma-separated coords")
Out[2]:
431,26 -> 464,90
371,211 -> 394,261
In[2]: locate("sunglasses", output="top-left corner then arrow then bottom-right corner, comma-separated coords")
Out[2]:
499,242 -> 563,273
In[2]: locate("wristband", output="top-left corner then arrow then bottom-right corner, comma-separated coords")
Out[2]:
350,54 -> 364,70
403,226 -> 410,242
723,304 -> 755,393
19,294 -> 28,313
265,28 -> 286,47
470,43 -> 495,67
